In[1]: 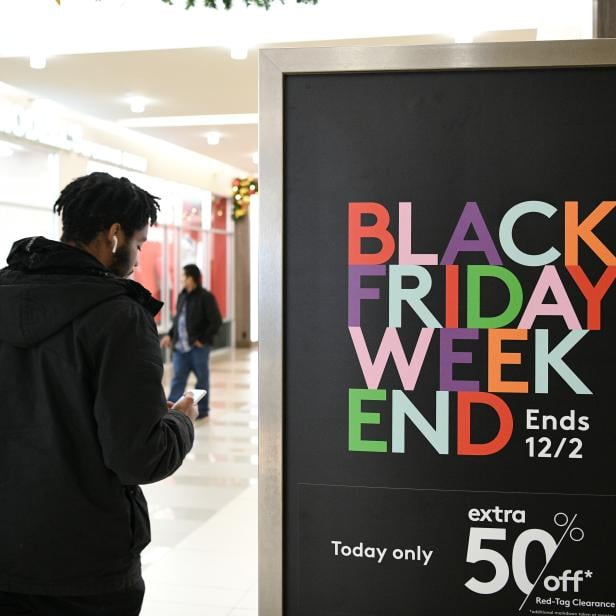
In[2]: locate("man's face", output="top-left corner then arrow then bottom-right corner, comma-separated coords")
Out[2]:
182,272 -> 196,292
110,226 -> 148,278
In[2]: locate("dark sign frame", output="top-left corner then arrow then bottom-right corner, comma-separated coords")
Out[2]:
258,40 -> 616,616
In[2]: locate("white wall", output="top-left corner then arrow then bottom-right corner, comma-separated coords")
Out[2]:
0,203 -> 59,266
0,146 -> 60,264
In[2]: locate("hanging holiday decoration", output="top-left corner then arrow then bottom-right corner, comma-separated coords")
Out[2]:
232,177 -> 258,221
162,0 -> 317,8
55,0 -> 318,8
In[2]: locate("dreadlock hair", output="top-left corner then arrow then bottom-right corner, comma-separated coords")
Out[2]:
183,264 -> 202,287
53,172 -> 160,244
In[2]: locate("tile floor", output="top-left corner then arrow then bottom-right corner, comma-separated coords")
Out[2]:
140,347 -> 258,616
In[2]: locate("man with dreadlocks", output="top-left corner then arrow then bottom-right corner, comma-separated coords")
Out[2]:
0,172 -> 197,615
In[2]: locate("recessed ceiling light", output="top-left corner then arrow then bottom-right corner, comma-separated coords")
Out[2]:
126,95 -> 149,113
230,46 -> 248,61
206,131 -> 221,145
454,30 -> 475,44
30,53 -> 47,70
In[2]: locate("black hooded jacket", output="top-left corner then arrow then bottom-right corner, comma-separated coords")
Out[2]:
0,237 -> 194,596
168,287 -> 222,347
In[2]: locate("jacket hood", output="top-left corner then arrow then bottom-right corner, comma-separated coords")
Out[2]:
0,237 -> 162,348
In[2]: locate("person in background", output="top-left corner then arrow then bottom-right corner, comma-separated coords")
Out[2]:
0,172 -> 197,616
161,264 -> 222,419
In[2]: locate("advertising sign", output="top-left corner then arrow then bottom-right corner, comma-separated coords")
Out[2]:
261,43 -> 616,616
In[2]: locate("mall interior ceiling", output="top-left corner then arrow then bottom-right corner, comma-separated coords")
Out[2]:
0,0 -> 601,175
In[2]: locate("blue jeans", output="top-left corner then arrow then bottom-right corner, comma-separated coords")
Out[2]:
169,345 -> 210,417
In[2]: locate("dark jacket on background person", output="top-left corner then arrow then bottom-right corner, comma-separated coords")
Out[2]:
168,286 -> 222,347
0,237 -> 194,596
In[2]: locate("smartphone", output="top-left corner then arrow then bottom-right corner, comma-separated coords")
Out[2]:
183,389 -> 207,404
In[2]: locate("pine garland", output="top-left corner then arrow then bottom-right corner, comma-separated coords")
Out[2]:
161,0 -> 318,8
56,0 -> 318,7
232,177 -> 258,221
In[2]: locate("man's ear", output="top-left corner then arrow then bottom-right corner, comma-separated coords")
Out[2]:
105,223 -> 122,254
106,223 -> 122,243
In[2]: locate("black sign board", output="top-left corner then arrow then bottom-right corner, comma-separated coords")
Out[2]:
262,43 -> 616,616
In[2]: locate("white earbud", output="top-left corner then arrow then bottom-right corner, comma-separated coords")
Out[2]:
111,236 -> 118,254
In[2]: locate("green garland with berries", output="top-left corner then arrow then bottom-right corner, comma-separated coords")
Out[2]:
163,0 -> 317,7
232,177 -> 258,221
56,0 -> 318,8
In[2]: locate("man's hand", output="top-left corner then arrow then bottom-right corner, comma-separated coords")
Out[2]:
193,340 -> 204,348
170,392 -> 198,421
160,335 -> 172,349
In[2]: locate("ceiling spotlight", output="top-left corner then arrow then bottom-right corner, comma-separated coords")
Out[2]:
252,151 -> 259,165
230,46 -> 248,61
454,30 -> 475,44
206,132 -> 221,146
30,53 -> 47,70
127,96 -> 149,114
